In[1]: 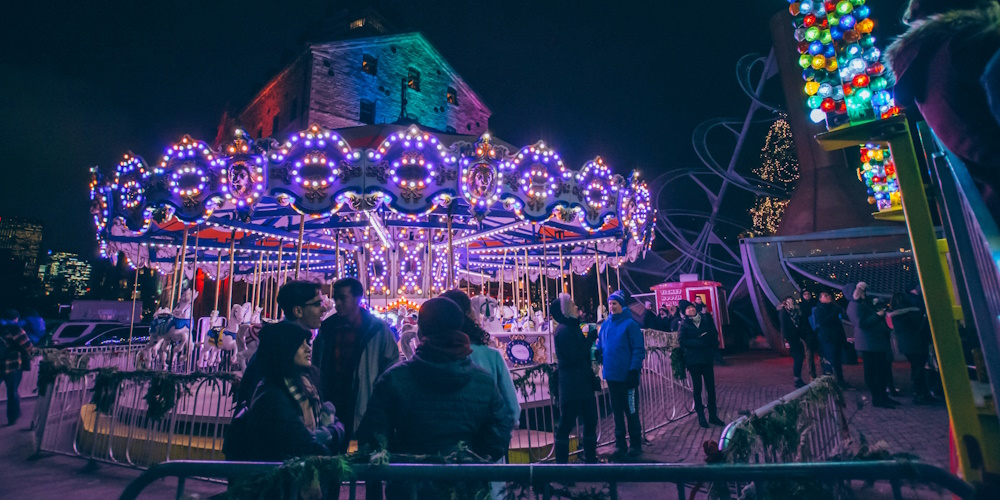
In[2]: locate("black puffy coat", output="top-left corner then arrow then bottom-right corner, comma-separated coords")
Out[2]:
889,307 -> 929,355
238,381 -> 344,461
813,302 -> 847,347
679,314 -> 719,367
356,353 -> 512,461
551,299 -> 597,403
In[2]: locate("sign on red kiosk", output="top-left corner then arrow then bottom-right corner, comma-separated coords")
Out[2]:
652,280 -> 729,348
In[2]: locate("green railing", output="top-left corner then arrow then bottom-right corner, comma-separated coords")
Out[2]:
119,459 -> 975,500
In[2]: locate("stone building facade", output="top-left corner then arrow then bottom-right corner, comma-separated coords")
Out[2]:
237,32 -> 491,139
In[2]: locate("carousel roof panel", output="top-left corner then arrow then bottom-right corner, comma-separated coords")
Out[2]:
91,124 -> 654,290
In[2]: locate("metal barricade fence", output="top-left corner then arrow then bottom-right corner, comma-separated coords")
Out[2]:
33,333 -> 692,468
717,378 -> 848,496
507,338 -> 693,462
3,345 -> 146,403
35,372 -> 235,467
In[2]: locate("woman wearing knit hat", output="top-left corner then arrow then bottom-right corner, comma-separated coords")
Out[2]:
357,297 -> 512,498
595,289 -> 646,458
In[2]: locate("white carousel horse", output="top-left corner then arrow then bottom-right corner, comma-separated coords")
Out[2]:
200,307 -> 241,369
396,307 -> 417,359
148,289 -> 198,369
470,295 -> 502,332
235,304 -> 264,371
532,310 -> 549,332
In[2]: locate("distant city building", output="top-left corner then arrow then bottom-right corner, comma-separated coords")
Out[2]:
229,7 -> 491,141
0,215 -> 44,278
39,250 -> 92,297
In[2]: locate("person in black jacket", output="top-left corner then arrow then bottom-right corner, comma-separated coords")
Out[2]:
235,311 -> 345,463
551,293 -> 598,464
813,292 -> 848,386
678,300 -> 724,428
357,297 -> 511,499
778,296 -> 810,388
889,292 -> 935,404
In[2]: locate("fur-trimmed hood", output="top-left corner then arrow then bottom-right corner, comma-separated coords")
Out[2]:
887,3 -> 1000,98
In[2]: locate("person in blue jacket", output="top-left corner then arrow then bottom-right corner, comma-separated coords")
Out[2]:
595,290 -> 645,457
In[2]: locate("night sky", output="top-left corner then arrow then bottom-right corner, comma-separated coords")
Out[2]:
0,0 -> 909,257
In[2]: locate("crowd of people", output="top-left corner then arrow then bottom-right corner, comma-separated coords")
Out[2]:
223,278 -> 657,498
778,283 -> 937,409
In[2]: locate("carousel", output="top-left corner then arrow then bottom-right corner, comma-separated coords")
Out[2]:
90,123 -> 655,369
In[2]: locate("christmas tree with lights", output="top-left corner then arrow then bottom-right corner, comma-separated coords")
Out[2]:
750,118 -> 799,235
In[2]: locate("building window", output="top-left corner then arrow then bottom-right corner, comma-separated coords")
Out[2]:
272,114 -> 280,135
407,68 -> 421,92
447,86 -> 459,106
350,18 -> 365,30
362,54 -> 378,75
360,99 -> 375,124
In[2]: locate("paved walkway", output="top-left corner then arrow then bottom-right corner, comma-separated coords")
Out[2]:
0,350 -> 952,499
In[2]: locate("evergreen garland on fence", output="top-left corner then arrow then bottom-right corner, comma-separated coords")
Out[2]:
36,349 -> 241,421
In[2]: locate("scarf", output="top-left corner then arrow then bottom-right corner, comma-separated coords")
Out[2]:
415,329 -> 472,363
691,313 -> 702,328
787,306 -> 801,328
285,375 -> 321,431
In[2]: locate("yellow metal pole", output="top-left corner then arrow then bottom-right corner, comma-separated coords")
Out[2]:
816,116 -> 992,480
294,215 -> 305,280
226,231 -> 236,318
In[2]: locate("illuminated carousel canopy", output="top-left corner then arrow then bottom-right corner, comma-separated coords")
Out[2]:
90,123 -> 655,299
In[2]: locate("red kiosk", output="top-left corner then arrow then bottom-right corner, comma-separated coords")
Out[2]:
652,279 -> 729,348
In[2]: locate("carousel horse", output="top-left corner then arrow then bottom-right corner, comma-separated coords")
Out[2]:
532,310 -> 549,332
201,307 -> 241,369
470,295 -> 502,332
148,290 -> 198,369
397,310 -> 419,359
234,304 -> 264,371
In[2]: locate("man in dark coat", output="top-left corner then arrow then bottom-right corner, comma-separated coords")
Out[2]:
845,282 -> 897,408
1,309 -> 32,425
889,292 -> 935,404
357,297 -> 511,499
813,292 -> 848,386
551,293 -> 598,463
678,300 -> 724,428
313,277 -> 399,441
778,296 -> 810,387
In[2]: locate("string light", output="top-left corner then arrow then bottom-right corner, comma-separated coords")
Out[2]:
750,118 -> 798,235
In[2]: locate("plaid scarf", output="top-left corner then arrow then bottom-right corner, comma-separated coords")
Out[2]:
285,375 -> 321,430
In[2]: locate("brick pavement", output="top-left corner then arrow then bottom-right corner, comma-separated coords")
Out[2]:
621,350 -> 951,469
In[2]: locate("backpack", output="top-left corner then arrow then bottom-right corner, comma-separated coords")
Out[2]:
808,308 -> 820,331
